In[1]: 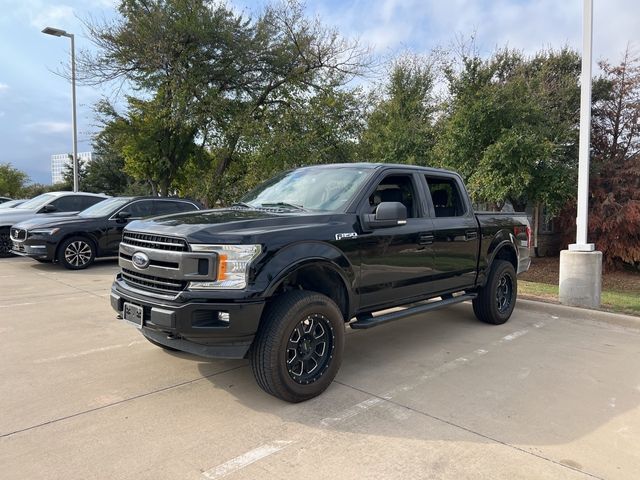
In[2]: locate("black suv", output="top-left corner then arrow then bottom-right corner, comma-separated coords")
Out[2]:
0,191 -> 108,256
11,196 -> 201,269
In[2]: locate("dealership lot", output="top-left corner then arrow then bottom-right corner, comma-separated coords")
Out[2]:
1,256 -> 640,479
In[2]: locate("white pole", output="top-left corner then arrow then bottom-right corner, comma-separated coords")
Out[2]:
70,33 -> 79,193
570,0 -> 594,251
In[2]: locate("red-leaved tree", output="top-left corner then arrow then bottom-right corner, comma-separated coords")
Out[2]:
561,47 -> 640,269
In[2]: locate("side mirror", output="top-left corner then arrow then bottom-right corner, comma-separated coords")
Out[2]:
42,204 -> 57,213
362,202 -> 407,230
115,211 -> 132,221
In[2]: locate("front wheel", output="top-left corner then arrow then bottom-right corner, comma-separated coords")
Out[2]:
0,229 -> 12,257
57,236 -> 96,270
472,259 -> 517,325
249,290 -> 345,403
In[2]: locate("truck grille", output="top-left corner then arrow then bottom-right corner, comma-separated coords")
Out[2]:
121,268 -> 188,295
122,232 -> 188,252
10,228 -> 26,241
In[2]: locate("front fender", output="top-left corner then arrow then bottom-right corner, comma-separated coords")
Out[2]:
256,241 -> 356,307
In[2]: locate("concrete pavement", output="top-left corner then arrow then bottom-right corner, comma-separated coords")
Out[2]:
1,256 -> 639,479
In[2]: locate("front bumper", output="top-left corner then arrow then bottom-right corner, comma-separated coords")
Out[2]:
110,276 -> 265,359
11,239 -> 56,259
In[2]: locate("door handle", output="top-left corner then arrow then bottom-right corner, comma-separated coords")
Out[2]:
419,233 -> 434,245
465,230 -> 478,240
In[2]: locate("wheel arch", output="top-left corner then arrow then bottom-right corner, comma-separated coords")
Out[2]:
259,242 -> 356,321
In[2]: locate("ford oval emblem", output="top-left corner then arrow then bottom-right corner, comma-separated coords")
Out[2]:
132,251 -> 150,269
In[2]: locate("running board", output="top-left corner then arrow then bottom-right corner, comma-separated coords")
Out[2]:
350,293 -> 477,330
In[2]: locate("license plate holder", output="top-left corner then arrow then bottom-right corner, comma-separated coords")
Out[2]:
123,302 -> 144,328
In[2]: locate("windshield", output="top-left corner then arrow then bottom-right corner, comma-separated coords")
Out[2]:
15,193 -> 57,210
241,166 -> 374,212
79,197 -> 132,218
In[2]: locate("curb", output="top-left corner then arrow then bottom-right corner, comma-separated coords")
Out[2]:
517,297 -> 640,330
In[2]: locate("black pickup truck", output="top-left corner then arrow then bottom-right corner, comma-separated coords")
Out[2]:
110,163 -> 531,402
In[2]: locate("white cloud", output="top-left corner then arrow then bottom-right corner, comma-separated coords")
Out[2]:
26,121 -> 71,134
29,4 -> 75,29
0,83 -> 8,92
307,0 -> 640,64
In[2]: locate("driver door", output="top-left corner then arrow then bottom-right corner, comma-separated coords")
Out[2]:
356,172 -> 435,310
106,200 -> 156,253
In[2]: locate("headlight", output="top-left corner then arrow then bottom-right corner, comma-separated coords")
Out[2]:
188,244 -> 261,290
29,228 -> 60,236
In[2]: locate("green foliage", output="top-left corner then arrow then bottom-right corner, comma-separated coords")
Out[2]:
81,0 -> 369,203
435,48 -> 581,211
0,163 -> 30,197
361,55 -> 439,165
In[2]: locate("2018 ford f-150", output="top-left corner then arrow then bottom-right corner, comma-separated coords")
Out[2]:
110,163 -> 531,402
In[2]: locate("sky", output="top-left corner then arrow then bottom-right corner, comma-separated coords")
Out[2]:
0,0 -> 638,185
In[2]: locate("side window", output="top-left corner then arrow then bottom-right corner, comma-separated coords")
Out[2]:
77,196 -> 104,211
425,176 -> 466,217
368,174 -> 418,218
126,201 -> 156,218
51,196 -> 79,212
172,201 -> 198,213
154,201 -> 196,215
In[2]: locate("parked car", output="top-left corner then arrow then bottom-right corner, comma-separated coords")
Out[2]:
0,199 -> 26,209
0,197 -> 12,204
110,163 -> 531,402
0,192 -> 108,257
11,196 -> 202,269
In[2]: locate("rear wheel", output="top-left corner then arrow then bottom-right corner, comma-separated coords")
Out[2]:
472,259 -> 517,325
57,236 -> 96,270
250,290 -> 345,403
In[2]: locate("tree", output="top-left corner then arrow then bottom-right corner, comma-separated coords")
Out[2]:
434,48 -> 582,212
0,163 -> 29,197
80,0 -> 369,203
361,55 -> 439,165
560,48 -> 640,268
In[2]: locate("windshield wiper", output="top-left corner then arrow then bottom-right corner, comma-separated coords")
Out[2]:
231,202 -> 254,209
260,202 -> 306,211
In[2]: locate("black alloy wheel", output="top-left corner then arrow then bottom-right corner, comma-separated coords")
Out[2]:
250,290 -> 345,403
286,313 -> 335,385
495,273 -> 513,314
472,259 -> 517,325
0,230 -> 12,257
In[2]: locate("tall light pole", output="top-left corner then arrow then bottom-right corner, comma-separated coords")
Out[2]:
558,0 -> 602,308
42,26 -> 78,192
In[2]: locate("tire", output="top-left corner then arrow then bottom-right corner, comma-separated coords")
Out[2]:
0,229 -> 12,258
249,290 -> 345,403
472,259 -> 517,325
143,334 -> 179,351
57,236 -> 96,270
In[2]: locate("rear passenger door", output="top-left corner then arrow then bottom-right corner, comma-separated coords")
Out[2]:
422,174 -> 479,293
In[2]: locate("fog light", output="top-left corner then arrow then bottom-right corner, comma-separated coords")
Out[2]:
218,311 -> 230,323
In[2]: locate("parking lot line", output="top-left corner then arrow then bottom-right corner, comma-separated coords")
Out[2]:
201,441 -> 294,480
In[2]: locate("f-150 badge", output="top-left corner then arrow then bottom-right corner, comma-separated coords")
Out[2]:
335,232 -> 358,240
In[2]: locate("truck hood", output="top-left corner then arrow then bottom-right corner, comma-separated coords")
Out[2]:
126,208 -> 346,244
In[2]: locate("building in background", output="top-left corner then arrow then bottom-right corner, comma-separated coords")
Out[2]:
51,152 -> 92,185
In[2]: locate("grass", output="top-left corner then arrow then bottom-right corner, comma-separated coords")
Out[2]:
519,280 -> 640,316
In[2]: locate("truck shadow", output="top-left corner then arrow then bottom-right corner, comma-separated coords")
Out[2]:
195,301 -> 640,449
